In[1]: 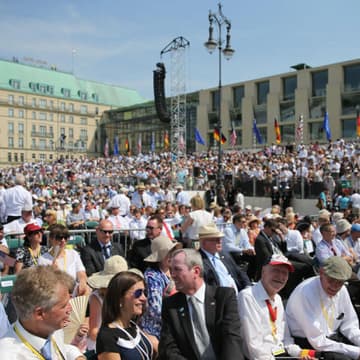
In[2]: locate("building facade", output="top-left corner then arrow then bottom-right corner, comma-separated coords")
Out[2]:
1,57 -> 360,165
104,58 -> 360,153
0,58 -> 145,164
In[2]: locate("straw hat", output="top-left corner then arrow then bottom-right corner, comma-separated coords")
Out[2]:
198,223 -> 224,239
87,255 -> 128,289
247,215 -> 260,225
144,235 -> 179,263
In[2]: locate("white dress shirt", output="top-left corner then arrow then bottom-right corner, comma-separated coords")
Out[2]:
3,185 -> 33,218
284,229 -> 304,254
238,281 -> 301,360
286,276 -> 360,359
0,320 -> 82,359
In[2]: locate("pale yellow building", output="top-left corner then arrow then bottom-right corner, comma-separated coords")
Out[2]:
0,58 -> 145,164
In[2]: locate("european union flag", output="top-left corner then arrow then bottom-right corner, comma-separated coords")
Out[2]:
113,136 -> 119,156
195,128 -> 206,145
323,112 -> 332,141
253,119 -> 263,144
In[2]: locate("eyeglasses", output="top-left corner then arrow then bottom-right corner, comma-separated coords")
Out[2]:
100,229 -> 114,235
133,288 -> 147,299
146,226 -> 158,230
55,235 -> 69,241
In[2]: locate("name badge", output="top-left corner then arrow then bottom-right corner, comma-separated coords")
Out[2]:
272,342 -> 285,356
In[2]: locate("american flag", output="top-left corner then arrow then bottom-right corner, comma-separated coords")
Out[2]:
230,127 -> 237,147
137,134 -> 142,154
104,138 -> 109,157
295,114 -> 304,143
179,133 -> 185,150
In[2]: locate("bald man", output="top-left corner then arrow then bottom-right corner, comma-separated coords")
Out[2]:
80,219 -> 125,276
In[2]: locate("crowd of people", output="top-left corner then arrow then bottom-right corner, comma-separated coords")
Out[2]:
0,139 -> 359,359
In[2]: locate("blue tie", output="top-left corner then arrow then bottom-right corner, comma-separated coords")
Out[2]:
41,338 -> 52,360
103,245 -> 111,259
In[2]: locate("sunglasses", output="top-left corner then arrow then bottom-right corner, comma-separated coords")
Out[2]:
100,229 -> 114,235
146,226 -> 158,230
55,235 -> 69,241
133,288 -> 148,299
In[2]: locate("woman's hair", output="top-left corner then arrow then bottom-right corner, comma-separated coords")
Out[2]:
48,223 -> 70,240
102,271 -> 145,325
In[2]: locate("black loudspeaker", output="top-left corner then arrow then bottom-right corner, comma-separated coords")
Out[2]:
153,62 -> 170,123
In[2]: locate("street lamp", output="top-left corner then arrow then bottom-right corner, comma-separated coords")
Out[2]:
204,3 -> 234,197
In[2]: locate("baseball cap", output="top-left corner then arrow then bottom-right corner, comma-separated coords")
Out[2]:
264,253 -> 294,272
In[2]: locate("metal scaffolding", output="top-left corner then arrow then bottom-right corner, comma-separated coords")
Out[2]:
160,36 -> 190,162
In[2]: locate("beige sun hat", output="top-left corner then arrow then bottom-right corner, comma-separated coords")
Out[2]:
144,235 -> 180,263
87,255 -> 128,289
198,223 -> 224,239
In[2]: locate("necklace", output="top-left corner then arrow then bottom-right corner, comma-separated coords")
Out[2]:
112,320 -> 152,360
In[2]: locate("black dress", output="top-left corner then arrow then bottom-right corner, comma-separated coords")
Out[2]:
96,321 -> 153,360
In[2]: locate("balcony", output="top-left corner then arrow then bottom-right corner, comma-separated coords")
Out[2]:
31,132 -> 54,138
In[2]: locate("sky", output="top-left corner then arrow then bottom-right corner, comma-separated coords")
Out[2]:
1,0 -> 360,101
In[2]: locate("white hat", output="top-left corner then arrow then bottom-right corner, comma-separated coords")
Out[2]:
144,236 -> 180,262
87,255 -> 128,289
198,223 -> 224,239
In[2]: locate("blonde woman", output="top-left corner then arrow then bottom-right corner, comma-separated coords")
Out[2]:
181,194 -> 213,246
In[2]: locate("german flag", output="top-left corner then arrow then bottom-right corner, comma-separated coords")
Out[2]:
213,127 -> 220,142
220,133 -> 227,144
357,109 -> 360,137
274,118 -> 281,144
125,138 -> 129,151
164,131 -> 170,149
214,127 -> 226,144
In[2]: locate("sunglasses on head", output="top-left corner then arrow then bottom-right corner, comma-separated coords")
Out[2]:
133,288 -> 147,299
100,229 -> 114,235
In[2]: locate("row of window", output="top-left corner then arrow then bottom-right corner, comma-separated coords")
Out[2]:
213,63 -> 360,111
9,79 -> 99,102
8,95 -> 91,113
8,108 -> 88,124
7,138 -> 88,150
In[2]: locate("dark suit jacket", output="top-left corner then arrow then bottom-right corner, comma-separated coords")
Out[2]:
199,249 -> 250,292
127,237 -> 151,273
158,285 -> 243,360
80,238 -> 124,276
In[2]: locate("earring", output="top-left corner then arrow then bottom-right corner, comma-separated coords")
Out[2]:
120,303 -> 123,308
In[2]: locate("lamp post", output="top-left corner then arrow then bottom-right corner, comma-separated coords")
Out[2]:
204,3 -> 234,197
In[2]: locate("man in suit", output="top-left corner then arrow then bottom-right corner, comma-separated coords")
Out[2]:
159,248 -> 243,360
255,218 -> 309,298
198,223 -> 251,292
127,214 -> 164,272
80,219 -> 124,276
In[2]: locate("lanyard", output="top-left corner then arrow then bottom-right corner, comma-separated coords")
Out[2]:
13,325 -> 64,359
13,324 -> 45,359
265,299 -> 278,338
29,248 -> 40,266
320,297 -> 335,331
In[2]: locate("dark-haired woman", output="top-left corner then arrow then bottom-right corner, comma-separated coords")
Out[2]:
14,223 -> 48,274
96,271 -> 153,360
